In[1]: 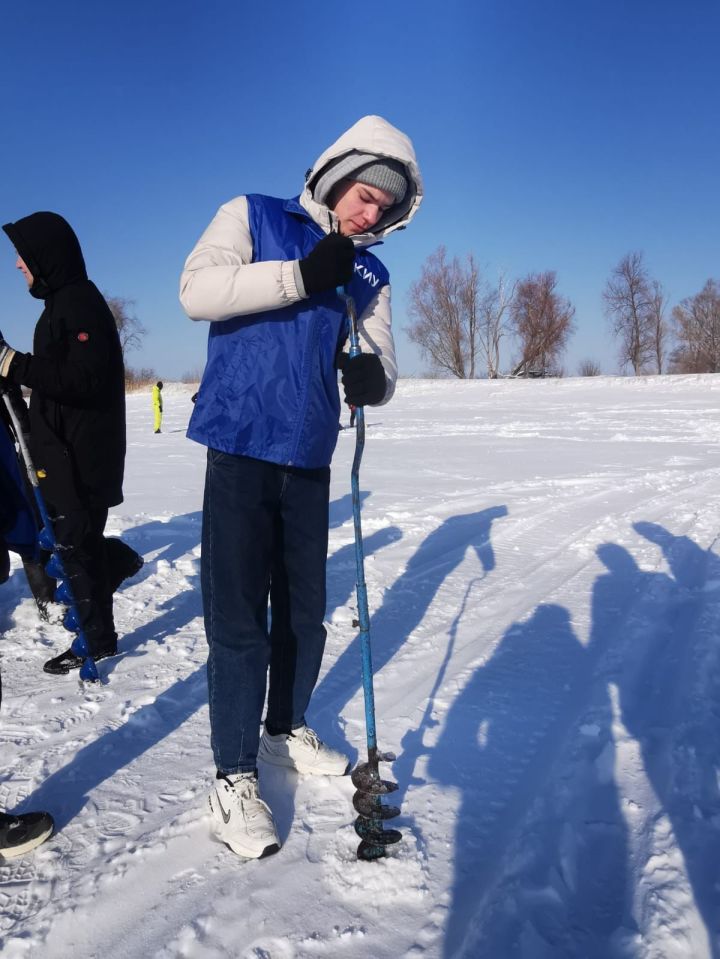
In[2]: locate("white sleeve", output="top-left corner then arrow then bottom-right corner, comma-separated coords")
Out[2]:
179,196 -> 304,321
354,284 -> 398,405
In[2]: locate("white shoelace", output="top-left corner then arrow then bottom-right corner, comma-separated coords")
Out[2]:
227,777 -> 274,828
294,726 -> 321,753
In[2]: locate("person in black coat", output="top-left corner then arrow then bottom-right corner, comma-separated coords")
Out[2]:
0,211 -> 128,675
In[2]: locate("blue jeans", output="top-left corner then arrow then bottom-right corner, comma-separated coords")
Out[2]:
202,450 -> 330,774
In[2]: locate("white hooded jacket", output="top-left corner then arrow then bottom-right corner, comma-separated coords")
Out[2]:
179,115 -> 423,404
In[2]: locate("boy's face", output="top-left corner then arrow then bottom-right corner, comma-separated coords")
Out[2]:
330,181 -> 395,236
16,255 -> 33,286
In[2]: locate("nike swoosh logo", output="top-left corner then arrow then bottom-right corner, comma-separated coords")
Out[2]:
215,789 -> 232,824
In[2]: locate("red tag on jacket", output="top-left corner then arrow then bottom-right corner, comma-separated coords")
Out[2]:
77,332 -> 90,342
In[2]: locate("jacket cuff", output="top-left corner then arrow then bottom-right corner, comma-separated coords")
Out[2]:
0,346 -> 16,378
290,260 -> 308,300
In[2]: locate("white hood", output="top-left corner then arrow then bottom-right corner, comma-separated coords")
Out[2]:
301,115 -> 423,241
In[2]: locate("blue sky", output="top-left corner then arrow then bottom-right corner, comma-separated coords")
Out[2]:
1,0 -> 718,378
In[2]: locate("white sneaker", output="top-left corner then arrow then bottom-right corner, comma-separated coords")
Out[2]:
208,773 -> 280,859
259,725 -> 350,776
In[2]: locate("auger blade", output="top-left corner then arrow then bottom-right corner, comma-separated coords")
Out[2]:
71,631 -> 89,658
354,819 -> 403,845
352,792 -> 400,819
45,554 -> 64,578
38,527 -> 54,551
63,607 -> 80,632
358,840 -> 389,862
351,764 -> 399,795
55,581 -> 73,604
79,657 -> 100,683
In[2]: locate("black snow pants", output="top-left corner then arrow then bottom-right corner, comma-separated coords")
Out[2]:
52,505 -> 116,657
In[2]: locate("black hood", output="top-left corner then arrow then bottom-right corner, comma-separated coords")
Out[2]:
2,211 -> 87,299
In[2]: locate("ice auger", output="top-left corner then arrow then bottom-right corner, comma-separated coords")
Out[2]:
1,389 -> 99,682
338,289 -> 402,861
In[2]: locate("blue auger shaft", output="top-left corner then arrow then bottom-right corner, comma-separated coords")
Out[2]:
1,390 -> 99,682
339,290 -> 378,753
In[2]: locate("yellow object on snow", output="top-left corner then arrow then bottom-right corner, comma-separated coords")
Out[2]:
152,383 -> 163,433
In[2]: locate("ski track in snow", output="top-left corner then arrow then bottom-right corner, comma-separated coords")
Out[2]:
1,377 -> 720,958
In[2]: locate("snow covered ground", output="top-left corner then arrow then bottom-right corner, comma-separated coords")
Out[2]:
2,375 -> 720,959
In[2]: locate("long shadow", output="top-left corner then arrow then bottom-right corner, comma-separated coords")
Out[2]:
420,542 -> 658,958
623,522 -> 720,957
325,526 -> 403,622
428,604 -> 593,957
426,529 -> 720,958
118,510 -> 203,585
329,490 -> 369,530
312,506 -> 509,728
393,574 -> 483,863
99,512 -> 205,672
17,666 -> 208,829
105,586 -> 203,677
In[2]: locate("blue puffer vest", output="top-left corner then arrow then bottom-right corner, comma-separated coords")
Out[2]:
187,195 -> 389,468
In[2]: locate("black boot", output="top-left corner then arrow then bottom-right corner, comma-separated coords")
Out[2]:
0,810 -> 54,859
22,558 -> 57,622
43,643 -> 118,675
104,538 -> 144,594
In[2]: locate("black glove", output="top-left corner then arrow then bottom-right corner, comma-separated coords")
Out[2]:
299,233 -> 355,295
338,352 -> 386,407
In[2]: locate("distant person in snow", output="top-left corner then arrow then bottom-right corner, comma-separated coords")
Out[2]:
180,115 -> 423,859
0,212 -> 139,677
152,380 -> 163,433
0,410 -> 54,858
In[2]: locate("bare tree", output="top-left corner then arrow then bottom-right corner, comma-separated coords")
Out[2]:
669,279 -> 720,373
105,294 -> 146,361
478,272 -> 515,378
603,252 -> 660,374
405,247 -> 480,378
578,359 -> 602,376
648,279 -> 669,374
509,271 -> 575,375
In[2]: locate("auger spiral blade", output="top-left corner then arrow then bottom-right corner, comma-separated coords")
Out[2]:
351,750 -> 401,859
354,813 -> 403,861
358,838 -> 399,861
351,763 -> 399,795
352,791 -> 400,819
354,818 -> 403,844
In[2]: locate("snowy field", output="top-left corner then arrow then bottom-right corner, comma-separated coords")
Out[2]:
2,375 -> 720,959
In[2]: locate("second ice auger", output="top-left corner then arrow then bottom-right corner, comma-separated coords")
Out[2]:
1,389 -> 99,682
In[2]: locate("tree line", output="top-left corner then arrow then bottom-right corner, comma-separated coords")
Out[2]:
406,246 -> 720,377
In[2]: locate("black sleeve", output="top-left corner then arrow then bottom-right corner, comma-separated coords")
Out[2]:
7,298 -> 117,404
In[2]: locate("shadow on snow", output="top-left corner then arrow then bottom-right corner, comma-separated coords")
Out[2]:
408,525 -> 720,958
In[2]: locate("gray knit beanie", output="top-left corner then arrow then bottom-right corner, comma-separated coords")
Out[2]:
313,151 -> 408,208
349,159 -> 408,204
